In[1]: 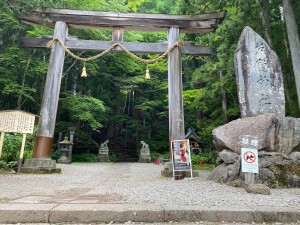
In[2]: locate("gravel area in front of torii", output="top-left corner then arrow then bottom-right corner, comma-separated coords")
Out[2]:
0,163 -> 299,208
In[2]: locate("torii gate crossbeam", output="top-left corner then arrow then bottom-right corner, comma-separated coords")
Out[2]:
15,7 -> 225,171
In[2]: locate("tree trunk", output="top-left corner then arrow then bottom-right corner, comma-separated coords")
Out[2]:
17,50 -> 35,109
283,0 -> 300,108
219,71 -> 228,122
256,0 -> 272,47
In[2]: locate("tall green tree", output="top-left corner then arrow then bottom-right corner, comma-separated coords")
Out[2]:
283,0 -> 300,109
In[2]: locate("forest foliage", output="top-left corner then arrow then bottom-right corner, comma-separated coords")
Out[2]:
0,0 -> 300,161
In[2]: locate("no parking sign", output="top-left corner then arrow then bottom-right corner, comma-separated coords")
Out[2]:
241,148 -> 258,173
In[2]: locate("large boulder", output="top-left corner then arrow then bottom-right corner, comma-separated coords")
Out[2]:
213,114 -> 300,154
213,113 -> 280,153
234,26 -> 285,117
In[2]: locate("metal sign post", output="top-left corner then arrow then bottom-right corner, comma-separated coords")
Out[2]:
239,135 -> 259,184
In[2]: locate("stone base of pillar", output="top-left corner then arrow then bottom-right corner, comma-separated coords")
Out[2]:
21,158 -> 61,173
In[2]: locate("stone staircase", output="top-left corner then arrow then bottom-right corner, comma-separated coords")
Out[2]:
114,136 -> 138,162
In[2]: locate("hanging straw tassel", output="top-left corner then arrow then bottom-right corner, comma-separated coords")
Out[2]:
81,63 -> 87,78
145,65 -> 150,80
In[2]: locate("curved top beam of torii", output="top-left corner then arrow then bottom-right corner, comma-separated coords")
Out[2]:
16,7 -> 226,33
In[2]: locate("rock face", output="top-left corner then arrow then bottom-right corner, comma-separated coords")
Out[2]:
235,26 -> 285,117
208,26 -> 300,188
208,148 -> 300,188
277,117 -> 300,154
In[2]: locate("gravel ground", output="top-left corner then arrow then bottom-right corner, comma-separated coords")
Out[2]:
0,163 -> 299,208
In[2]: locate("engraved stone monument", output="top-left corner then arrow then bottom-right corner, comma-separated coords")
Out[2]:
98,140 -> 109,162
139,141 -> 151,163
209,27 -> 300,188
234,26 -> 285,117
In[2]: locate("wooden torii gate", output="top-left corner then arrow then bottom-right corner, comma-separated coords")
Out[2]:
17,8 -> 225,171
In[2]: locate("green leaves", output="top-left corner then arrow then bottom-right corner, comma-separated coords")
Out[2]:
59,93 -> 107,131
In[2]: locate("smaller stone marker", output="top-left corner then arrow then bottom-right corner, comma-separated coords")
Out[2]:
98,140 -> 109,162
139,141 -> 151,163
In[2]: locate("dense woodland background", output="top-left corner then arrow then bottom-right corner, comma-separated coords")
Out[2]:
0,0 -> 300,163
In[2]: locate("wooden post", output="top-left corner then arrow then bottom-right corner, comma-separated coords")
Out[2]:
0,132 -> 5,158
168,27 -> 185,157
17,133 -> 27,173
112,27 -> 124,42
245,172 -> 255,184
33,21 -> 68,158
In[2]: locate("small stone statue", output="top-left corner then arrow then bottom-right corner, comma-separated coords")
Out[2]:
139,141 -> 151,163
98,140 -> 109,162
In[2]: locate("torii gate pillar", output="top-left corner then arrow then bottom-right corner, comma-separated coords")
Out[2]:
22,21 -> 68,172
168,27 -> 185,141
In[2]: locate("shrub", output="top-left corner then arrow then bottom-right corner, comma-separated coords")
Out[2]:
191,154 -> 211,165
72,153 -> 98,162
1,133 -> 34,163
0,160 -> 6,168
6,161 -> 17,168
51,151 -> 61,161
150,151 -> 169,160
109,152 -> 118,162
0,160 -> 18,171
150,152 -> 161,160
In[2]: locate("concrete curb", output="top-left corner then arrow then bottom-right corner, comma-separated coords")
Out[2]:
0,204 -> 299,224
0,204 -> 57,223
49,204 -> 164,223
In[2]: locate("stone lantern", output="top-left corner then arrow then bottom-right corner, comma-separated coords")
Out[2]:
57,136 -> 73,164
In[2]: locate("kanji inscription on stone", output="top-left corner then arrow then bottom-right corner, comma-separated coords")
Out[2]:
0,110 -> 35,134
234,26 -> 285,117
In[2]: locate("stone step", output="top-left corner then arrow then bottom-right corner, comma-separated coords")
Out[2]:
0,204 -> 299,224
